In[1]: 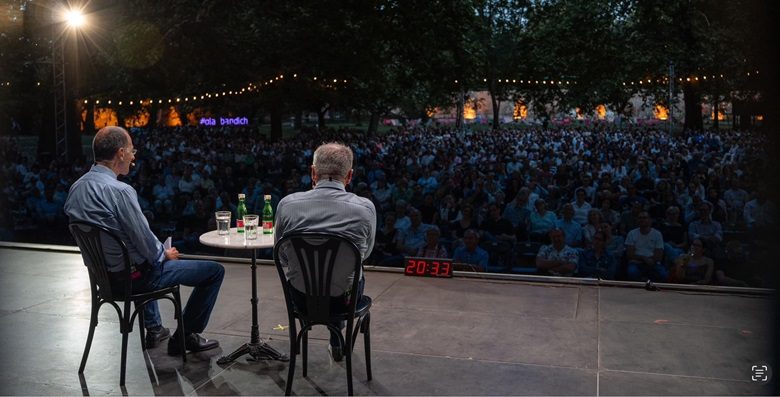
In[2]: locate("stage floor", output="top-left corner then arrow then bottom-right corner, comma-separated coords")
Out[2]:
0,246 -> 775,396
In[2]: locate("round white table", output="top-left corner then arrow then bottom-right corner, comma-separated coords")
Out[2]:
199,228 -> 288,363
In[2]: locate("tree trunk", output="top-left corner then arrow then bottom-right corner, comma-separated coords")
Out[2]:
711,86 -> 719,131
294,111 -> 302,130
270,103 -> 282,140
682,84 -> 703,132
367,110 -> 380,135
455,87 -> 465,130
317,104 -> 329,131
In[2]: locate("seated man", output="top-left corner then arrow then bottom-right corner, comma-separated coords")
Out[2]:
395,207 -> 431,256
65,126 -> 224,355
535,228 -> 578,276
578,231 -> 617,280
451,229 -> 489,270
555,203 -> 584,248
275,142 -> 376,362
625,212 -> 666,282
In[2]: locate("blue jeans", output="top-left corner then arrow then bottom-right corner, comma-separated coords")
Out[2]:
626,260 -> 668,282
142,259 -> 225,335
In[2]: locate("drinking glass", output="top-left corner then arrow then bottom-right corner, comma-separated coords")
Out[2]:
244,214 -> 259,240
215,211 -> 231,235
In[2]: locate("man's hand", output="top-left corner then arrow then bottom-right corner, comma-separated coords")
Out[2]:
165,247 -> 180,261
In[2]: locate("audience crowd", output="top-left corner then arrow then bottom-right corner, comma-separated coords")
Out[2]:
0,123 -> 775,286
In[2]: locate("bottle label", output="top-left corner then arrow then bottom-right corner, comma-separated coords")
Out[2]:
237,219 -> 245,232
263,221 -> 273,233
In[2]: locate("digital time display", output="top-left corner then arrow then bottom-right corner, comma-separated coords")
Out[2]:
404,257 -> 453,278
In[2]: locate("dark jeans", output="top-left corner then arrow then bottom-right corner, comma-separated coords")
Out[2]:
289,277 -> 365,347
142,259 -> 225,335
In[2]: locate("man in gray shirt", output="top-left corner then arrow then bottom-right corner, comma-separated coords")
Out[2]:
65,126 -> 224,356
275,142 -> 376,361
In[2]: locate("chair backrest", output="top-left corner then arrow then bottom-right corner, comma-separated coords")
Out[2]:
69,222 -> 132,301
273,233 -> 362,324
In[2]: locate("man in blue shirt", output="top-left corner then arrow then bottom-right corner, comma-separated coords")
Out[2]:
65,126 -> 224,356
275,142 -> 377,362
452,229 -> 489,270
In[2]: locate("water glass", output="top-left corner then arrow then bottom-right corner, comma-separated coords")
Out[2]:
215,211 -> 231,235
244,214 -> 259,240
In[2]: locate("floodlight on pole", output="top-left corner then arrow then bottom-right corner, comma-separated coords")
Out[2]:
64,8 -> 86,29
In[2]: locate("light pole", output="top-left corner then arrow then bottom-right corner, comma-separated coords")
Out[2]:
53,5 -> 86,161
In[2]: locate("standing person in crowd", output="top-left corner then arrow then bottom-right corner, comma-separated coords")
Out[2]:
535,228 -> 578,276
275,142 -> 377,362
624,212 -> 666,282
65,126 -> 224,355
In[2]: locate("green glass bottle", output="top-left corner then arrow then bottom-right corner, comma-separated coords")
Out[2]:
262,194 -> 274,234
236,193 -> 247,233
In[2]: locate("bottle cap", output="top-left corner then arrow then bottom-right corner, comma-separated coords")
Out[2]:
238,193 -> 246,199
264,194 -> 271,200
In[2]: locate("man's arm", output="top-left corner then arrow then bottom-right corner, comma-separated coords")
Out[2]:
116,187 -> 164,265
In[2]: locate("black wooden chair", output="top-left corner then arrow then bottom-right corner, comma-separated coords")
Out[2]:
69,222 -> 186,386
273,233 -> 372,396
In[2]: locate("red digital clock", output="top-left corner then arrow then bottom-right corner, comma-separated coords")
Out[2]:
404,257 -> 453,278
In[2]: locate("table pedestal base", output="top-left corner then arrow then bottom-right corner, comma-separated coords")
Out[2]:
217,341 -> 289,364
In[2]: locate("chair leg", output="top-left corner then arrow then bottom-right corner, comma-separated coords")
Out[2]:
302,330 -> 308,377
138,304 -> 146,351
363,315 -> 372,381
79,301 -> 99,374
173,289 -> 187,363
120,330 -> 129,386
285,335 -> 298,396
345,335 -> 354,396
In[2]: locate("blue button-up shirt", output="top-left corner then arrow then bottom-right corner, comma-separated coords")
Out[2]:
65,165 -> 165,272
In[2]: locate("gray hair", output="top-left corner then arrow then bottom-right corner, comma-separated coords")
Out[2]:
313,142 -> 353,180
93,126 -> 129,162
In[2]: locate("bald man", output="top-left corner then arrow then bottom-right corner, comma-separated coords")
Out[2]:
65,126 -> 224,356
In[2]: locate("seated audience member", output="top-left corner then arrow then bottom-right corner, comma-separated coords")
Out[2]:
395,207 -> 431,256
451,229 -> 489,270
535,228 -> 578,276
618,201 -> 643,236
449,204 -> 478,242
688,203 -> 723,254
582,209 -> 603,247
578,231 -> 617,280
723,178 -> 748,227
713,240 -> 750,287
416,225 -> 449,258
657,206 -> 687,265
625,212 -> 667,282
599,196 -> 620,227
502,187 -> 531,232
671,239 -> 713,285
480,203 -> 515,242
571,188 -> 592,225
529,198 -> 557,241
600,222 -> 625,260
743,189 -> 775,231
371,212 -> 402,266
555,203 -> 584,248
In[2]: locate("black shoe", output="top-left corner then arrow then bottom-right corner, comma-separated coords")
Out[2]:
328,344 -> 343,362
168,333 -> 220,356
145,326 -> 170,348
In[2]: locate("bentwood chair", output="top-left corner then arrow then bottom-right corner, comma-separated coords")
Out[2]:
69,222 -> 186,386
273,233 -> 372,396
